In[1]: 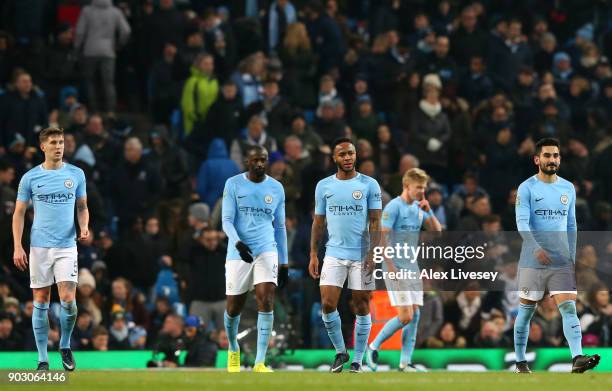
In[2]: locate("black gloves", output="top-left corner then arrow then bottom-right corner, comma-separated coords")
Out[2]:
235,241 -> 254,263
278,265 -> 289,290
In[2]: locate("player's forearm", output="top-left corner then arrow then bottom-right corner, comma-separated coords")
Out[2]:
77,204 -> 89,231
12,212 -> 25,249
275,226 -> 288,265
368,217 -> 382,250
221,218 -> 241,244
427,216 -> 443,232
310,220 -> 324,255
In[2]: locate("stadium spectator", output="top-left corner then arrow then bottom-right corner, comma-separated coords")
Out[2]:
72,310 -> 93,350
408,75 -> 451,185
0,70 -> 48,148
200,81 -> 244,151
581,284 -> 612,346
180,53 -> 219,137
180,228 -> 226,331
148,43 -> 184,125
91,325 -> 109,351
76,268 -> 102,327
183,315 -> 219,367
152,313 -> 185,367
425,322 -> 467,348
75,0 -> 131,114
111,137 -> 162,228
230,115 -> 278,170
279,23 -> 318,109
533,296 -> 563,347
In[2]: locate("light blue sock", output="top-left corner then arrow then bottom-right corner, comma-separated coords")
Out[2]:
322,310 -> 346,354
223,311 -> 241,352
400,307 -> 420,366
353,314 -> 372,365
514,302 -> 536,362
32,301 -> 49,363
558,300 -> 583,358
59,300 -> 77,349
255,311 -> 274,364
370,316 -> 403,350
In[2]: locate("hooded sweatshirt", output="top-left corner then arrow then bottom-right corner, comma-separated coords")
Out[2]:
75,0 -> 131,58
196,138 -> 240,207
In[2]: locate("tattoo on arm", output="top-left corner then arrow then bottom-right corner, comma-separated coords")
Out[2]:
368,210 -> 382,249
77,199 -> 88,212
310,216 -> 326,253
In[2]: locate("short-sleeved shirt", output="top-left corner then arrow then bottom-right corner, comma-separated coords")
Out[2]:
315,173 -> 382,261
382,196 -> 433,268
17,163 -> 87,248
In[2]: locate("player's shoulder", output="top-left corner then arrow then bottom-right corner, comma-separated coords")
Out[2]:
21,165 -> 40,179
518,175 -> 537,191
384,197 -> 401,211
358,172 -> 380,187
316,174 -> 335,188
555,176 -> 576,192
64,163 -> 85,176
225,173 -> 244,186
265,175 -> 285,192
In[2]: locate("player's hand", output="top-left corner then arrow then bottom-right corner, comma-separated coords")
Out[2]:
235,241 -> 254,263
418,199 -> 431,213
13,247 -> 28,271
535,248 -> 552,265
308,252 -> 320,279
78,227 -> 90,242
278,265 -> 289,289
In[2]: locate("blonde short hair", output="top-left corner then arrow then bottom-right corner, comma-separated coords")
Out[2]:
402,168 -> 430,187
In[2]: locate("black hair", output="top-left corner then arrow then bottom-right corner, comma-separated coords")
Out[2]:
332,137 -> 354,150
534,138 -> 561,155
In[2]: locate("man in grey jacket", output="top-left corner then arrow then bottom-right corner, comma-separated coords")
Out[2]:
75,0 -> 131,115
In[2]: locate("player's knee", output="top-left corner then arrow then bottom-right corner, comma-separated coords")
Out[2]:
321,299 -> 337,314
398,313 -> 413,325
354,300 -> 370,316
256,296 -> 274,312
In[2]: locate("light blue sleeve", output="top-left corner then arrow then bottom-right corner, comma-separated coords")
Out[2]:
16,174 -> 31,202
367,178 -> 382,210
314,180 -> 326,216
516,183 -> 542,251
381,201 -> 397,230
274,186 -> 288,265
567,185 -> 577,262
76,169 -> 87,199
221,179 -> 241,244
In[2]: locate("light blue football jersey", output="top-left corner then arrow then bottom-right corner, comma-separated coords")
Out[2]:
221,173 -> 288,264
382,196 -> 433,268
16,163 -> 87,248
314,173 -> 382,261
516,175 -> 577,269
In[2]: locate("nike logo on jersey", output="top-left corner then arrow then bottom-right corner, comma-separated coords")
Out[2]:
37,184 -> 45,188
326,194 -> 334,199
535,198 -> 544,202
237,195 -> 246,199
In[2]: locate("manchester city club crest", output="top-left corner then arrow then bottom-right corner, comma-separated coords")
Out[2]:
264,195 -> 273,204
64,179 -> 74,189
560,194 -> 568,205
352,190 -> 363,200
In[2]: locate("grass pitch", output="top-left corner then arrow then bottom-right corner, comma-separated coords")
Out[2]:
5,370 -> 612,391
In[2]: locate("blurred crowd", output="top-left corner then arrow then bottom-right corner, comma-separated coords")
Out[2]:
1,0 -> 612,363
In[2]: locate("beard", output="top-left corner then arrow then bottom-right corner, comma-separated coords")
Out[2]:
540,163 -> 558,175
